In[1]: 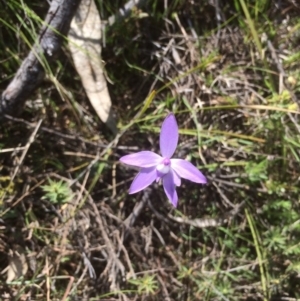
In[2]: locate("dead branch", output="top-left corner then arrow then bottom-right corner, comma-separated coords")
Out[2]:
0,0 -> 81,118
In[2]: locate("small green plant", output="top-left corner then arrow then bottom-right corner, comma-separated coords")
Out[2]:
41,178 -> 72,204
263,227 -> 286,252
128,274 -> 158,295
245,159 -> 268,182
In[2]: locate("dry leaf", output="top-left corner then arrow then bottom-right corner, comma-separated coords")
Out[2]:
6,247 -> 28,282
69,0 -> 117,133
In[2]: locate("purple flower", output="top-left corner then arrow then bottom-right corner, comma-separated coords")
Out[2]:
119,114 -> 207,207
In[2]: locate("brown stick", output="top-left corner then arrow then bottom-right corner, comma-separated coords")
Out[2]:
0,0 -> 81,118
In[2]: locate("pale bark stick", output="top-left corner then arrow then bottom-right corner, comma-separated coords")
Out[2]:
68,0 -> 117,133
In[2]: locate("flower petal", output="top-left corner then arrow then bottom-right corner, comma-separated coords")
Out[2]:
160,114 -> 179,158
163,172 -> 178,207
172,169 -> 181,186
129,167 -> 157,194
120,151 -> 162,168
171,159 -> 207,184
